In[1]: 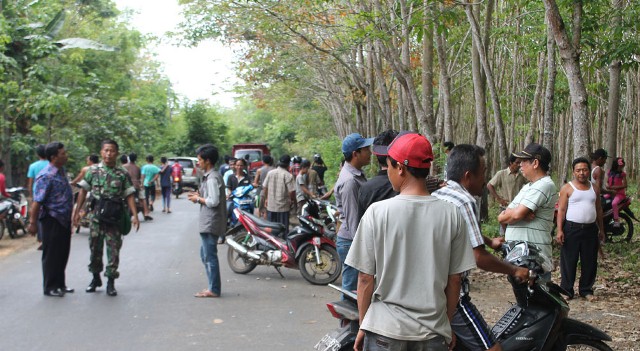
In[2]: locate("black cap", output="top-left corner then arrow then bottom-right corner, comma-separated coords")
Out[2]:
591,148 -> 609,159
279,154 -> 291,166
513,143 -> 551,166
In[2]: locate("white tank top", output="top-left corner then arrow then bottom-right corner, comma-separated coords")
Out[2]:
565,182 -> 597,224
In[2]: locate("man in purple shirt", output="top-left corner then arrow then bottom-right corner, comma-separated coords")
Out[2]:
27,142 -> 74,297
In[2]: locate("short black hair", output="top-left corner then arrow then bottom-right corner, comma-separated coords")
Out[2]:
36,144 -> 46,158
263,155 -> 273,165
443,141 -> 455,151
146,155 -> 154,163
224,155 -> 231,163
101,139 -> 119,151
389,157 -> 430,179
373,129 -> 399,166
446,144 -> 486,183
161,156 -> 167,163
45,142 -> 64,161
301,159 -> 311,168
572,157 -> 590,171
120,154 -> 129,164
89,155 -> 99,164
196,144 -> 219,165
128,152 -> 137,163
235,158 -> 248,166
508,154 -> 518,164
279,154 -> 291,168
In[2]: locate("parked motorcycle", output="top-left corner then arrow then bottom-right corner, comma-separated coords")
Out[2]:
0,187 -> 29,239
601,195 -> 637,243
227,184 -> 256,228
225,208 -> 341,285
300,198 -> 339,241
315,241 -> 613,351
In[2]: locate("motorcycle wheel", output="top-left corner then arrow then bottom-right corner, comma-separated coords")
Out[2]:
298,244 -> 341,285
7,219 -> 27,239
605,213 -> 633,243
227,232 -> 258,274
566,340 -> 613,350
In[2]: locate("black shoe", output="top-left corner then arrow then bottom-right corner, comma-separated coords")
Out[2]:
217,236 -> 226,245
64,287 -> 75,293
86,274 -> 102,293
106,279 -> 117,297
44,288 -> 65,297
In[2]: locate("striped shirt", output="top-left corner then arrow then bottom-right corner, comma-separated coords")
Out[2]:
433,180 -> 484,248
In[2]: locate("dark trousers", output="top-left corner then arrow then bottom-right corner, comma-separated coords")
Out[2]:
41,216 -> 71,292
560,221 -> 599,297
267,211 -> 289,231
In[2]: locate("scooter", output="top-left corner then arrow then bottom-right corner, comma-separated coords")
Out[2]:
601,195 -> 637,243
227,184 -> 256,228
0,187 -> 29,239
172,175 -> 183,198
314,241 -> 613,351
225,208 -> 341,285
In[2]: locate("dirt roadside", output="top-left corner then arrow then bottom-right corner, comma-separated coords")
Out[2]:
0,233 -> 39,258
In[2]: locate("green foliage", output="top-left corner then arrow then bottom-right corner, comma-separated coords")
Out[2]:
181,100 -> 228,156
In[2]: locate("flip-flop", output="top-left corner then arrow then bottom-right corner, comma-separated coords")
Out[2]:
194,290 -> 219,298
144,215 -> 153,221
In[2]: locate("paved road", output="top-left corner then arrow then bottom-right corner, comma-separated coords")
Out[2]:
0,197 -> 340,351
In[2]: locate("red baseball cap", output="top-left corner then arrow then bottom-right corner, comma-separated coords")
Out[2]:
387,132 -> 434,169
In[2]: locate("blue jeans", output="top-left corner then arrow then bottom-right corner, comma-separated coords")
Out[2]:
337,237 -> 357,295
200,233 -> 221,295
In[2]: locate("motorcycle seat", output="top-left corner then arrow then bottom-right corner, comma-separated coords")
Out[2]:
243,211 -> 287,233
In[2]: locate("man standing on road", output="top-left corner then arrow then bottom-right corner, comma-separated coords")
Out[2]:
356,129 -> 398,223
262,155 -> 296,230
498,143 -> 558,260
346,133 -> 475,351
253,155 -> 274,218
26,144 -> 48,198
27,142 -> 74,297
487,155 -> 527,207
335,133 -> 373,294
74,140 -> 140,297
188,144 -> 226,298
141,155 -> 160,212
433,144 -> 529,351
556,157 -> 604,302
123,152 -> 152,221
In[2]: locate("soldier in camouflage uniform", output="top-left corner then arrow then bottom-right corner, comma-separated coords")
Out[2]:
74,140 -> 140,296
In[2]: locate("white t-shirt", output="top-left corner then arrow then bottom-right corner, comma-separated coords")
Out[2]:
505,176 -> 558,258
345,195 -> 475,343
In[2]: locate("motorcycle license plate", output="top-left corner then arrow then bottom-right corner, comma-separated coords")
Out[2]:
314,332 -> 342,351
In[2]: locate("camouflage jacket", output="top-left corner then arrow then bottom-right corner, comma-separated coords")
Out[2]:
78,163 -> 136,201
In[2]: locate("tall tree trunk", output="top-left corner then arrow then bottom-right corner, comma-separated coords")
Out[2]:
421,5 -> 436,139
542,18 -> 557,150
605,0 -> 623,166
435,28 -> 454,142
525,52 -> 546,145
471,5 -> 489,150
543,0 -> 591,159
464,2 -> 508,168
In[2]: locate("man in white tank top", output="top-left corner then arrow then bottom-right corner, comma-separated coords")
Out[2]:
590,148 -> 611,195
556,157 -> 605,302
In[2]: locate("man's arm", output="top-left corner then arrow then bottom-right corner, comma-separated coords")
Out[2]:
555,184 -> 570,245
474,245 -> 528,282
498,204 -> 533,224
70,166 -> 89,186
354,272 -> 375,351
26,178 -> 34,197
27,201 -> 41,235
487,183 -> 508,207
595,187 -> 605,243
73,188 -> 88,227
126,194 -> 140,232
445,273 -> 462,350
341,179 -> 362,236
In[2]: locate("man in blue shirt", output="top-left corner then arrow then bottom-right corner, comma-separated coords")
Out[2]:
27,142 -> 74,297
27,144 -> 49,245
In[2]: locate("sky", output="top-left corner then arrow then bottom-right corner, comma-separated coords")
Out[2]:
113,0 -> 240,107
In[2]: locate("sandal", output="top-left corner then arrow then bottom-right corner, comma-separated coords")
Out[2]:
144,215 -> 153,221
194,290 -> 219,298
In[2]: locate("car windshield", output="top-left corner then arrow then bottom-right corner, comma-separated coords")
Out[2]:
235,150 -> 262,163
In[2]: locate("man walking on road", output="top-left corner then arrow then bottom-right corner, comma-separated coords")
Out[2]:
487,155 -> 527,207
346,133 -> 475,351
123,152 -> 152,221
433,144 -> 529,351
498,143 -> 558,260
556,157 -> 604,302
188,144 -> 226,298
262,155 -> 296,230
74,140 -> 140,296
141,155 -> 160,212
27,142 -> 74,297
335,132 -> 373,294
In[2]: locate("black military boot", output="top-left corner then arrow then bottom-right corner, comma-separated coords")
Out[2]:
86,274 -> 102,293
106,278 -> 117,297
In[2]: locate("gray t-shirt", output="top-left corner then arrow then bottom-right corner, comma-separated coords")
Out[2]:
505,176 -> 558,258
346,195 -> 476,343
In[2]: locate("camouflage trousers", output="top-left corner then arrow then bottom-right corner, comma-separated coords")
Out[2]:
88,221 -> 123,279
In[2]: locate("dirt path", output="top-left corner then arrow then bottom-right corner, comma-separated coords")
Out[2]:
470,269 -> 638,350
0,233 -> 38,258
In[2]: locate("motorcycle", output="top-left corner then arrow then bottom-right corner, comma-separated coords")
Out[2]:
601,195 -> 637,243
227,184 -> 256,228
172,175 -> 183,198
225,207 -> 341,285
314,241 -> 613,351
0,187 -> 29,239
300,198 -> 339,241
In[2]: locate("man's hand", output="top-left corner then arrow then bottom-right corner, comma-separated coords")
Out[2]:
353,330 -> 365,351
556,230 -> 565,245
513,266 -> 531,285
490,237 -> 505,250
448,332 -> 457,351
499,198 -> 509,207
27,221 -> 37,236
132,215 -> 140,232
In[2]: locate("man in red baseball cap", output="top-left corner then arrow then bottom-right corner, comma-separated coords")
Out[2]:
346,132 -> 475,351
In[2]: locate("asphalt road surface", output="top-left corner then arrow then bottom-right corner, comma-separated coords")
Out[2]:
0,196 -> 340,351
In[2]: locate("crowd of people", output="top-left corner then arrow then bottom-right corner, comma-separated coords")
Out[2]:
10,131 -> 623,350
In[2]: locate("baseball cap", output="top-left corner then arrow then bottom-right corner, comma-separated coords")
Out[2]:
512,143 -> 551,165
386,133 -> 434,169
342,133 -> 375,155
592,148 -> 609,159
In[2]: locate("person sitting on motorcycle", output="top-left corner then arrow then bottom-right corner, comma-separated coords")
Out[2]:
607,157 -> 627,227
0,159 -> 10,198
226,158 -> 252,218
295,159 -> 316,215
